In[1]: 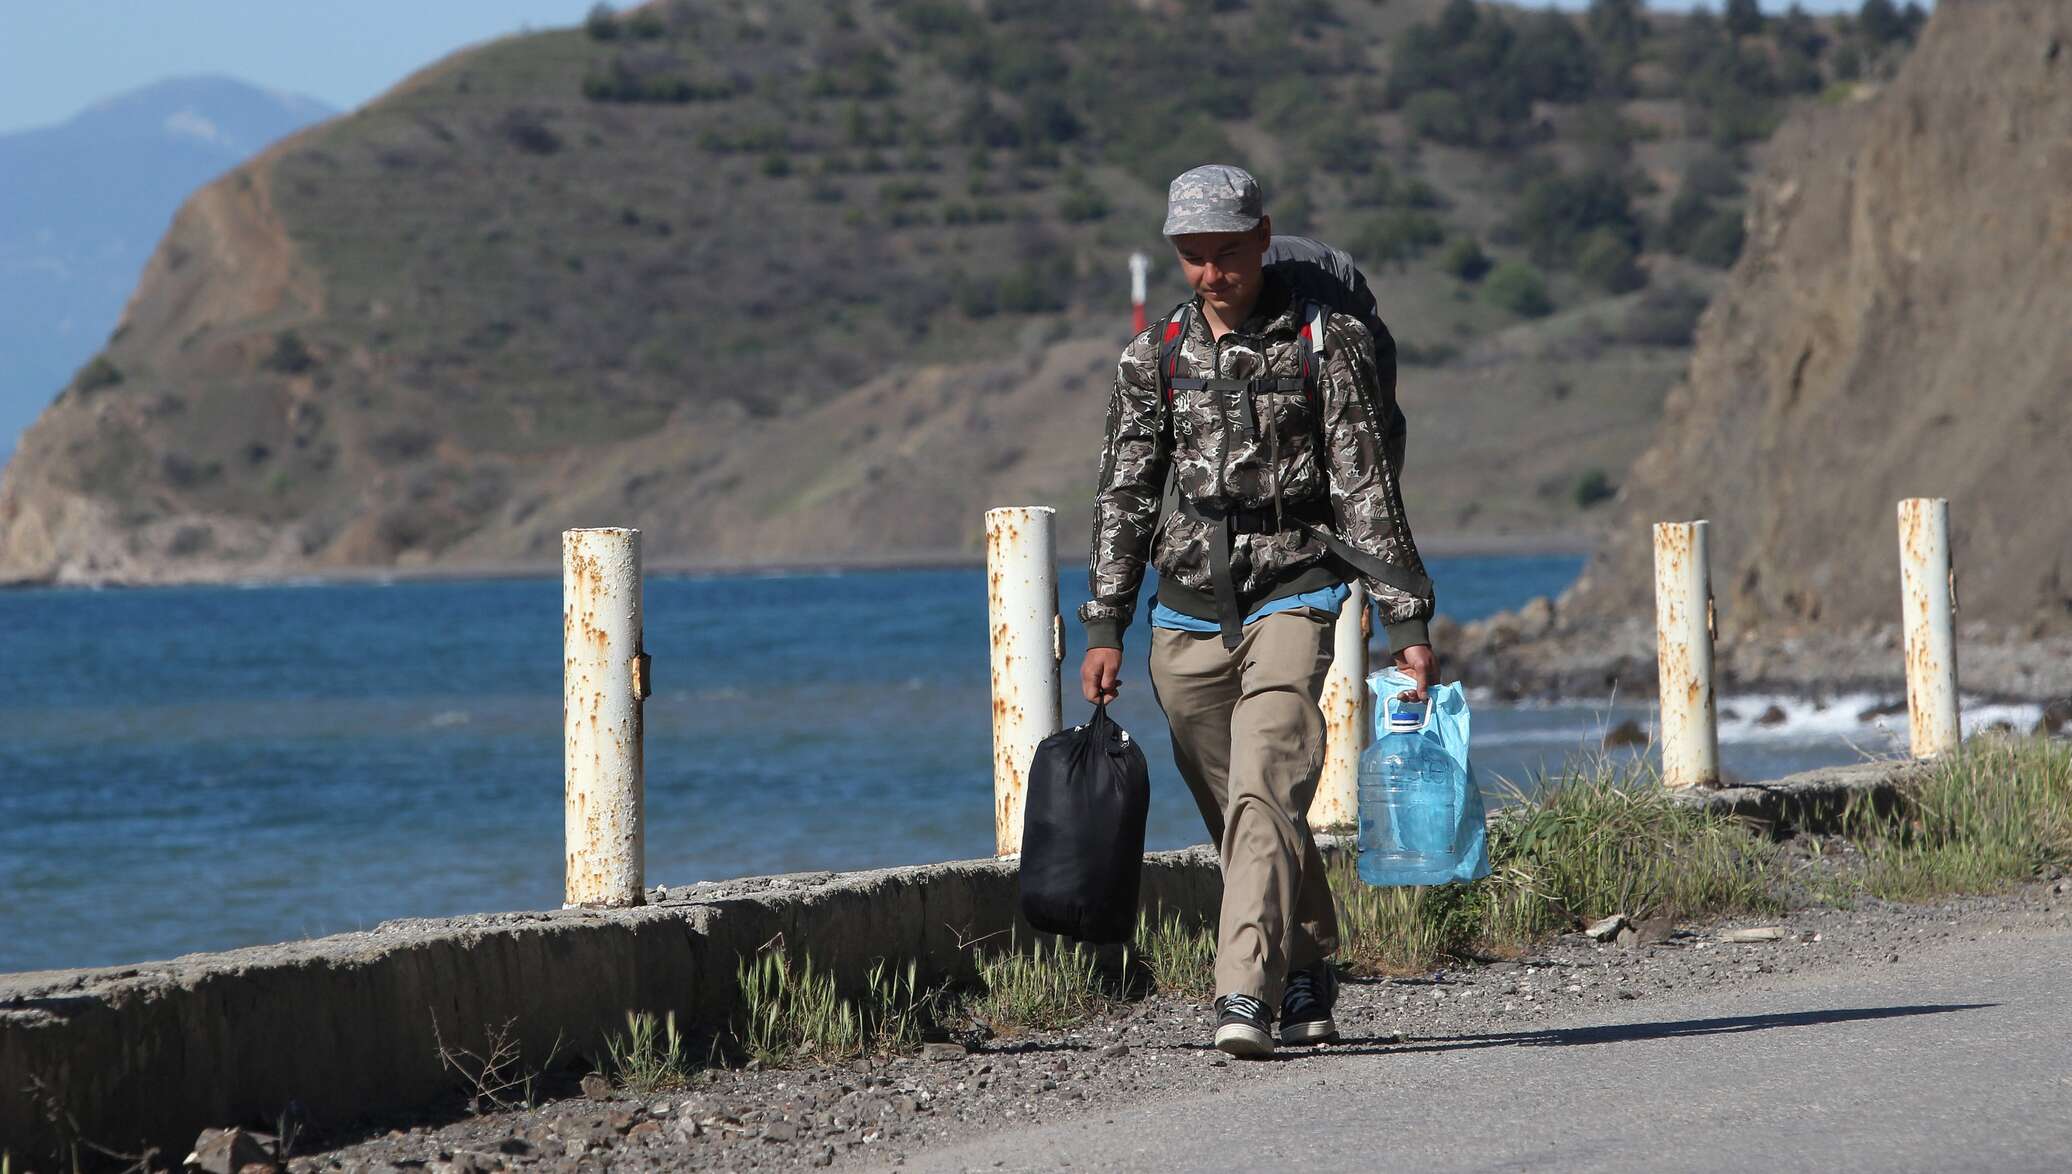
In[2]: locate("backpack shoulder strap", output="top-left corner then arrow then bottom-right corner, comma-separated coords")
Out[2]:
1157,303 -> 1192,399
1153,302 -> 1194,440
1296,301 -> 1327,428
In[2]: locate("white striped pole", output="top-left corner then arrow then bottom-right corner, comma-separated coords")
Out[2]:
1653,520 -> 1719,789
1310,583 -> 1368,830
564,527 -> 650,907
986,507 -> 1063,856
1898,498 -> 1961,757
1129,252 -> 1149,334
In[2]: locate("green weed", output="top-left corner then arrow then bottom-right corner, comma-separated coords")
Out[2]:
1331,856 -> 1483,974
1133,909 -> 1215,999
1842,736 -> 2072,899
1327,762 -> 1780,974
605,1010 -> 694,1096
736,953 -> 929,1067
967,936 -> 1113,1034
1477,765 -> 1781,942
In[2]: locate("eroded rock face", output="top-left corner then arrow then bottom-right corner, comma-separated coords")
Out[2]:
1565,0 -> 2072,636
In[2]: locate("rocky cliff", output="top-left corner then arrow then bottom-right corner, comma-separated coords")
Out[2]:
1563,0 -> 2072,638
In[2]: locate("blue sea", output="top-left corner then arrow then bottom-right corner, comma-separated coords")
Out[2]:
0,558 -> 1995,974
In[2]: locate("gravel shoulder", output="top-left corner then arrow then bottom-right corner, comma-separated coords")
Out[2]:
298,876 -> 2072,1174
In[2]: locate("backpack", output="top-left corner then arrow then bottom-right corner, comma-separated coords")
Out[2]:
1146,292 -> 1431,645
1151,299 -> 1329,447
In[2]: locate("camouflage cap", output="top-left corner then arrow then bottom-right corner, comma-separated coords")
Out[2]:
1162,164 -> 1264,236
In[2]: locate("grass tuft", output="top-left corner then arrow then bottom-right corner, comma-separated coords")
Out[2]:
1842,736 -> 2072,899
1133,909 -> 1215,1000
1476,765 -> 1781,942
967,936 -> 1114,1034
736,953 -> 930,1067
1331,857 -> 1484,975
1329,760 -> 1780,973
605,1009 -> 694,1096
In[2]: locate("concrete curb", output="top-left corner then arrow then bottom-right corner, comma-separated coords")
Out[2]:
1682,759 -> 1928,836
0,760 -> 1926,1157
1,848 -> 1225,1158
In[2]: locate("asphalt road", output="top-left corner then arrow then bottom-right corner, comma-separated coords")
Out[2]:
894,922 -> 2072,1173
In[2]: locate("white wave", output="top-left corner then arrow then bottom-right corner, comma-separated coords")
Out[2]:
1714,691 -> 2042,745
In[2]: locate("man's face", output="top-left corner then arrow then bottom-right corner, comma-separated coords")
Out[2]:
1172,218 -> 1272,319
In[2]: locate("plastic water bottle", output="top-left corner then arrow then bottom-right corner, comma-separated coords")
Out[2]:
1356,691 -> 1463,885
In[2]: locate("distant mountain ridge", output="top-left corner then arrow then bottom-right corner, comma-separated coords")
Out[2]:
0,76 -> 333,461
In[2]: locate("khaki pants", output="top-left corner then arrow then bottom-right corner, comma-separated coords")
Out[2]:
1149,609 -> 1341,1003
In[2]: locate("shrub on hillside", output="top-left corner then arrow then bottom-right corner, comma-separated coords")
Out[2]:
1389,1 -> 1596,145
262,331 -> 316,375
1058,185 -> 1109,223
1658,187 -> 1714,254
1724,0 -> 1764,39
1575,229 -> 1647,294
74,354 -> 123,392
1689,208 -> 1747,268
624,7 -> 666,40
1482,261 -> 1554,318
585,3 -> 619,40
1274,189 -> 1315,236
877,179 -> 937,205
1440,237 -> 1492,283
1402,89 -> 1477,147
498,111 -> 561,155
1351,210 -> 1445,268
1683,150 -> 1744,199
1573,468 -> 1617,509
1620,283 -> 1708,345
1401,178 -> 1445,210
1508,168 -> 1641,269
1301,121 -> 1381,175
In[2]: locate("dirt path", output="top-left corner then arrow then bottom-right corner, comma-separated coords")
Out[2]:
299,881 -> 2071,1172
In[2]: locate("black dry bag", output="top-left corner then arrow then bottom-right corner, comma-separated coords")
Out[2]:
1017,702 -> 1151,944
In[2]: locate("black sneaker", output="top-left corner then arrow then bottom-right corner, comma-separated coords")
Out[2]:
1213,993 -> 1274,1059
1279,963 -> 1340,1045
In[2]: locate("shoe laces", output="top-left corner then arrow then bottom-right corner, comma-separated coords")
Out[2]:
1283,969 -> 1322,1014
1220,993 -> 1269,1022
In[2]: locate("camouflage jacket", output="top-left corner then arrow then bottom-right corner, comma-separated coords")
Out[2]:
1079,275 -> 1434,651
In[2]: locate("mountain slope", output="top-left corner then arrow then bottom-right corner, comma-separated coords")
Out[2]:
0,0 -> 1900,584
0,77 -> 333,461
1562,0 -> 2072,636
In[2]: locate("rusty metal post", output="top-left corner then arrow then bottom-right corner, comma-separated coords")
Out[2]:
1899,498 -> 1961,757
1653,520 -> 1719,789
563,527 -> 649,907
1310,583 -> 1368,830
986,506 -> 1063,857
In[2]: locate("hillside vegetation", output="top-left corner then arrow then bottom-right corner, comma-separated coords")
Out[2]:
0,0 -> 1922,583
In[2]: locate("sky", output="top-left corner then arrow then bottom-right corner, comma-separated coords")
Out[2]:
0,1 -> 601,135
0,0 -> 1918,137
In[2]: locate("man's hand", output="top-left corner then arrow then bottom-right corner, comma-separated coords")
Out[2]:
1081,648 -> 1123,704
1392,643 -> 1438,702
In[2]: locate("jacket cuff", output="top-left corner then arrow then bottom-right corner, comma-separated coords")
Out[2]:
1383,617 -> 1430,652
1083,617 -> 1125,651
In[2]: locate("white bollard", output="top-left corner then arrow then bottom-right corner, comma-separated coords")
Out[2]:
1129,251 -> 1150,334
986,506 -> 1063,857
1898,498 -> 1961,757
1653,520 -> 1719,789
563,527 -> 649,907
1310,583 -> 1369,830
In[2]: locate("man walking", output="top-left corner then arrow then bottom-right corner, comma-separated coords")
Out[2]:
1078,164 -> 1437,1058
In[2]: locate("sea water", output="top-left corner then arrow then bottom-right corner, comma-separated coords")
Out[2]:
0,556 -> 2037,972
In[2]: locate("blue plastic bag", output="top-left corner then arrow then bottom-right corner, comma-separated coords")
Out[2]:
1358,668 -> 1491,885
